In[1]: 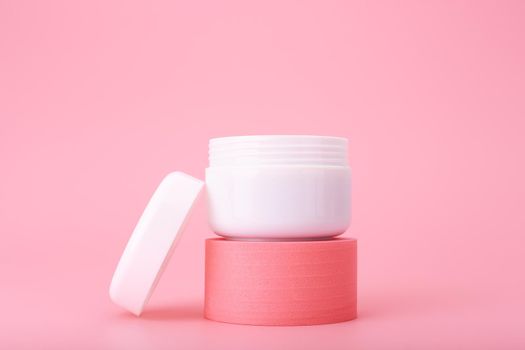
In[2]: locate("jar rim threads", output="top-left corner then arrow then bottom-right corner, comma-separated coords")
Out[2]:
209,135 -> 348,167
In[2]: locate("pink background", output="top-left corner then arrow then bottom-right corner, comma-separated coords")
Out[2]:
1,0 -> 525,349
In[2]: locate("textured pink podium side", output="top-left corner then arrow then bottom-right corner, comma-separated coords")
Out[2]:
204,238 -> 357,326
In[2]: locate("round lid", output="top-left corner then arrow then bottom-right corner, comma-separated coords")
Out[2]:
109,172 -> 204,316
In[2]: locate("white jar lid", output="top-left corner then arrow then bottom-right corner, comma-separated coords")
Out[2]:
109,172 -> 204,316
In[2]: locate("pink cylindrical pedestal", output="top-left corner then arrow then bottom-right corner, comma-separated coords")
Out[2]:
204,238 -> 357,326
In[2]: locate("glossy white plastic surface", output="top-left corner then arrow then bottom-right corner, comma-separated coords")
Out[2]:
109,172 -> 204,315
206,135 -> 351,239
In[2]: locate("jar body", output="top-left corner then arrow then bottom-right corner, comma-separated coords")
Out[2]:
206,136 -> 351,240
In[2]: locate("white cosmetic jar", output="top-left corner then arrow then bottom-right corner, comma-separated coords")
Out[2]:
205,135 -> 351,240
